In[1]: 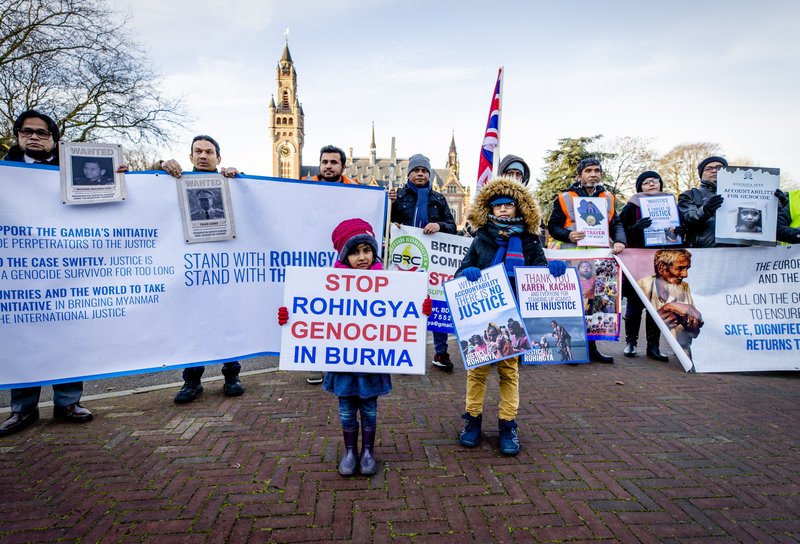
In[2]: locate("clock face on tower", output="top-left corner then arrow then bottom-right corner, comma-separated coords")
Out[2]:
280,146 -> 290,157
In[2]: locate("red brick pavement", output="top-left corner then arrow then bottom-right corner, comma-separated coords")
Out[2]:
1,340 -> 799,543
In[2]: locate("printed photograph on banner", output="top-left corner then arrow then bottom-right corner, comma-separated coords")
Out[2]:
546,252 -> 620,341
640,194 -> 682,246
59,141 -> 126,205
388,224 -> 471,334
278,267 -> 428,375
177,175 -> 236,243
572,196 -> 610,247
715,166 -> 780,246
444,264 -> 528,370
515,267 -> 589,364
619,246 -> 800,373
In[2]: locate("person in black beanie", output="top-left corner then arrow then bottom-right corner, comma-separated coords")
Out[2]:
618,171 -> 675,361
677,156 -> 728,248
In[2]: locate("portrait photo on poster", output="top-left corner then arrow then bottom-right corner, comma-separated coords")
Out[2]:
71,156 -> 114,186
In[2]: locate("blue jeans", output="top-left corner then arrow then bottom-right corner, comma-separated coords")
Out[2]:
433,332 -> 449,355
338,396 -> 378,429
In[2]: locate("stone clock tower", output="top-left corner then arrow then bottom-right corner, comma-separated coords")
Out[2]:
269,41 -> 304,178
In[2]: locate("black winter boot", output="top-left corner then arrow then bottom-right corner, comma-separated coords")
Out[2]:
221,362 -> 245,396
359,426 -> 378,475
174,381 -> 203,404
589,341 -> 614,364
645,315 -> 669,362
339,425 -> 359,476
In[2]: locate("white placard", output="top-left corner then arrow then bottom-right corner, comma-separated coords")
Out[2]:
573,196 -> 610,247
278,267 -> 428,375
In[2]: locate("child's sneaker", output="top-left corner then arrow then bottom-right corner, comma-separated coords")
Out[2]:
432,352 -> 454,371
498,419 -> 520,455
459,413 -> 482,447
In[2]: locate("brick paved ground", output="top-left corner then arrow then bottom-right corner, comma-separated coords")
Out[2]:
1,339 -> 799,543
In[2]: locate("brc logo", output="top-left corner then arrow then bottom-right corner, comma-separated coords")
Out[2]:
391,253 -> 422,266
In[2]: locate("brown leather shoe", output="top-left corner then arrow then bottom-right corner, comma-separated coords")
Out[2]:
52,403 -> 93,423
0,409 -> 40,437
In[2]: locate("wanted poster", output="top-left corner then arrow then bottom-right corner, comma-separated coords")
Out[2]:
59,141 -> 126,205
177,174 -> 236,243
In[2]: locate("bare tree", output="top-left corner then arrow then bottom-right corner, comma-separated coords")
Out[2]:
593,136 -> 657,201
0,0 -> 183,153
657,142 -> 722,194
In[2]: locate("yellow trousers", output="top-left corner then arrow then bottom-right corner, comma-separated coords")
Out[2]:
465,356 -> 520,421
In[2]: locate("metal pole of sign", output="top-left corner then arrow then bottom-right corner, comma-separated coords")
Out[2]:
382,162 -> 395,268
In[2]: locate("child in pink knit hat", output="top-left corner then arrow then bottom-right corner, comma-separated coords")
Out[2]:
279,218 -> 431,476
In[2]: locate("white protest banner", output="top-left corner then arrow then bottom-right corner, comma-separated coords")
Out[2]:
0,163 -> 386,387
515,267 -> 589,364
444,264 -> 527,370
544,249 -> 621,341
716,166 -> 780,246
640,194 -> 682,246
387,225 -> 472,333
573,196 -> 610,247
617,247 -> 800,373
278,267 -> 427,375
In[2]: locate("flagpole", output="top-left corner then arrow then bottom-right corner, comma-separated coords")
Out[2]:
493,66 -> 504,175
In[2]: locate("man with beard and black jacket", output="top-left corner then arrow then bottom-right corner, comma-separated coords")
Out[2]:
0,110 -> 94,437
547,157 -> 626,364
389,154 -> 458,371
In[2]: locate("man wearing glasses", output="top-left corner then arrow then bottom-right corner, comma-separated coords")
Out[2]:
3,110 -> 61,165
677,156 -> 728,248
1,110 -> 94,437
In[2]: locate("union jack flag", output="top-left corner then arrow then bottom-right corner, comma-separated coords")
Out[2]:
476,67 -> 503,191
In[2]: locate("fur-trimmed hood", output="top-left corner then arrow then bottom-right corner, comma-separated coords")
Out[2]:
468,178 -> 542,235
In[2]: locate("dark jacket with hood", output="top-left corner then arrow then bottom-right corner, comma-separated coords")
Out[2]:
547,182 -> 626,247
391,183 -> 457,234
2,144 -> 59,166
455,178 -> 547,293
498,154 -> 530,186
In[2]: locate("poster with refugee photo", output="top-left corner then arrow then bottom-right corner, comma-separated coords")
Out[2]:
572,196 -> 610,247
544,249 -> 621,341
640,194 -> 682,246
59,141 -> 126,205
515,267 -> 589,364
715,166 -> 780,246
387,224 -> 471,334
176,174 -> 236,243
278,267 -> 428,375
444,264 -> 530,370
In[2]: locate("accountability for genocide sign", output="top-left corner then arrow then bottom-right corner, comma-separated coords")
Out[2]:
278,267 -> 428,375
0,163 -> 386,387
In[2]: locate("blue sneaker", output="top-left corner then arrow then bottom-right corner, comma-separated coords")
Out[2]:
498,419 -> 520,456
459,413 -> 482,447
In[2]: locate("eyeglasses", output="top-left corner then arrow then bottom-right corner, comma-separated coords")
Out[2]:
18,128 -> 52,139
703,165 -> 724,172
641,178 -> 660,185
492,202 -> 517,209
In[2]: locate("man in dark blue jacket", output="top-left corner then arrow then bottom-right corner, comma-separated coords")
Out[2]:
389,154 -> 457,370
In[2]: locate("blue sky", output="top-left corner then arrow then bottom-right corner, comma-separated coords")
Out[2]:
114,0 -> 800,188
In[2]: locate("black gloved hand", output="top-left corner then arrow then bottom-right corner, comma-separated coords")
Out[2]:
673,225 -> 687,237
703,194 -> 724,215
775,189 -> 789,208
632,217 -> 653,230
